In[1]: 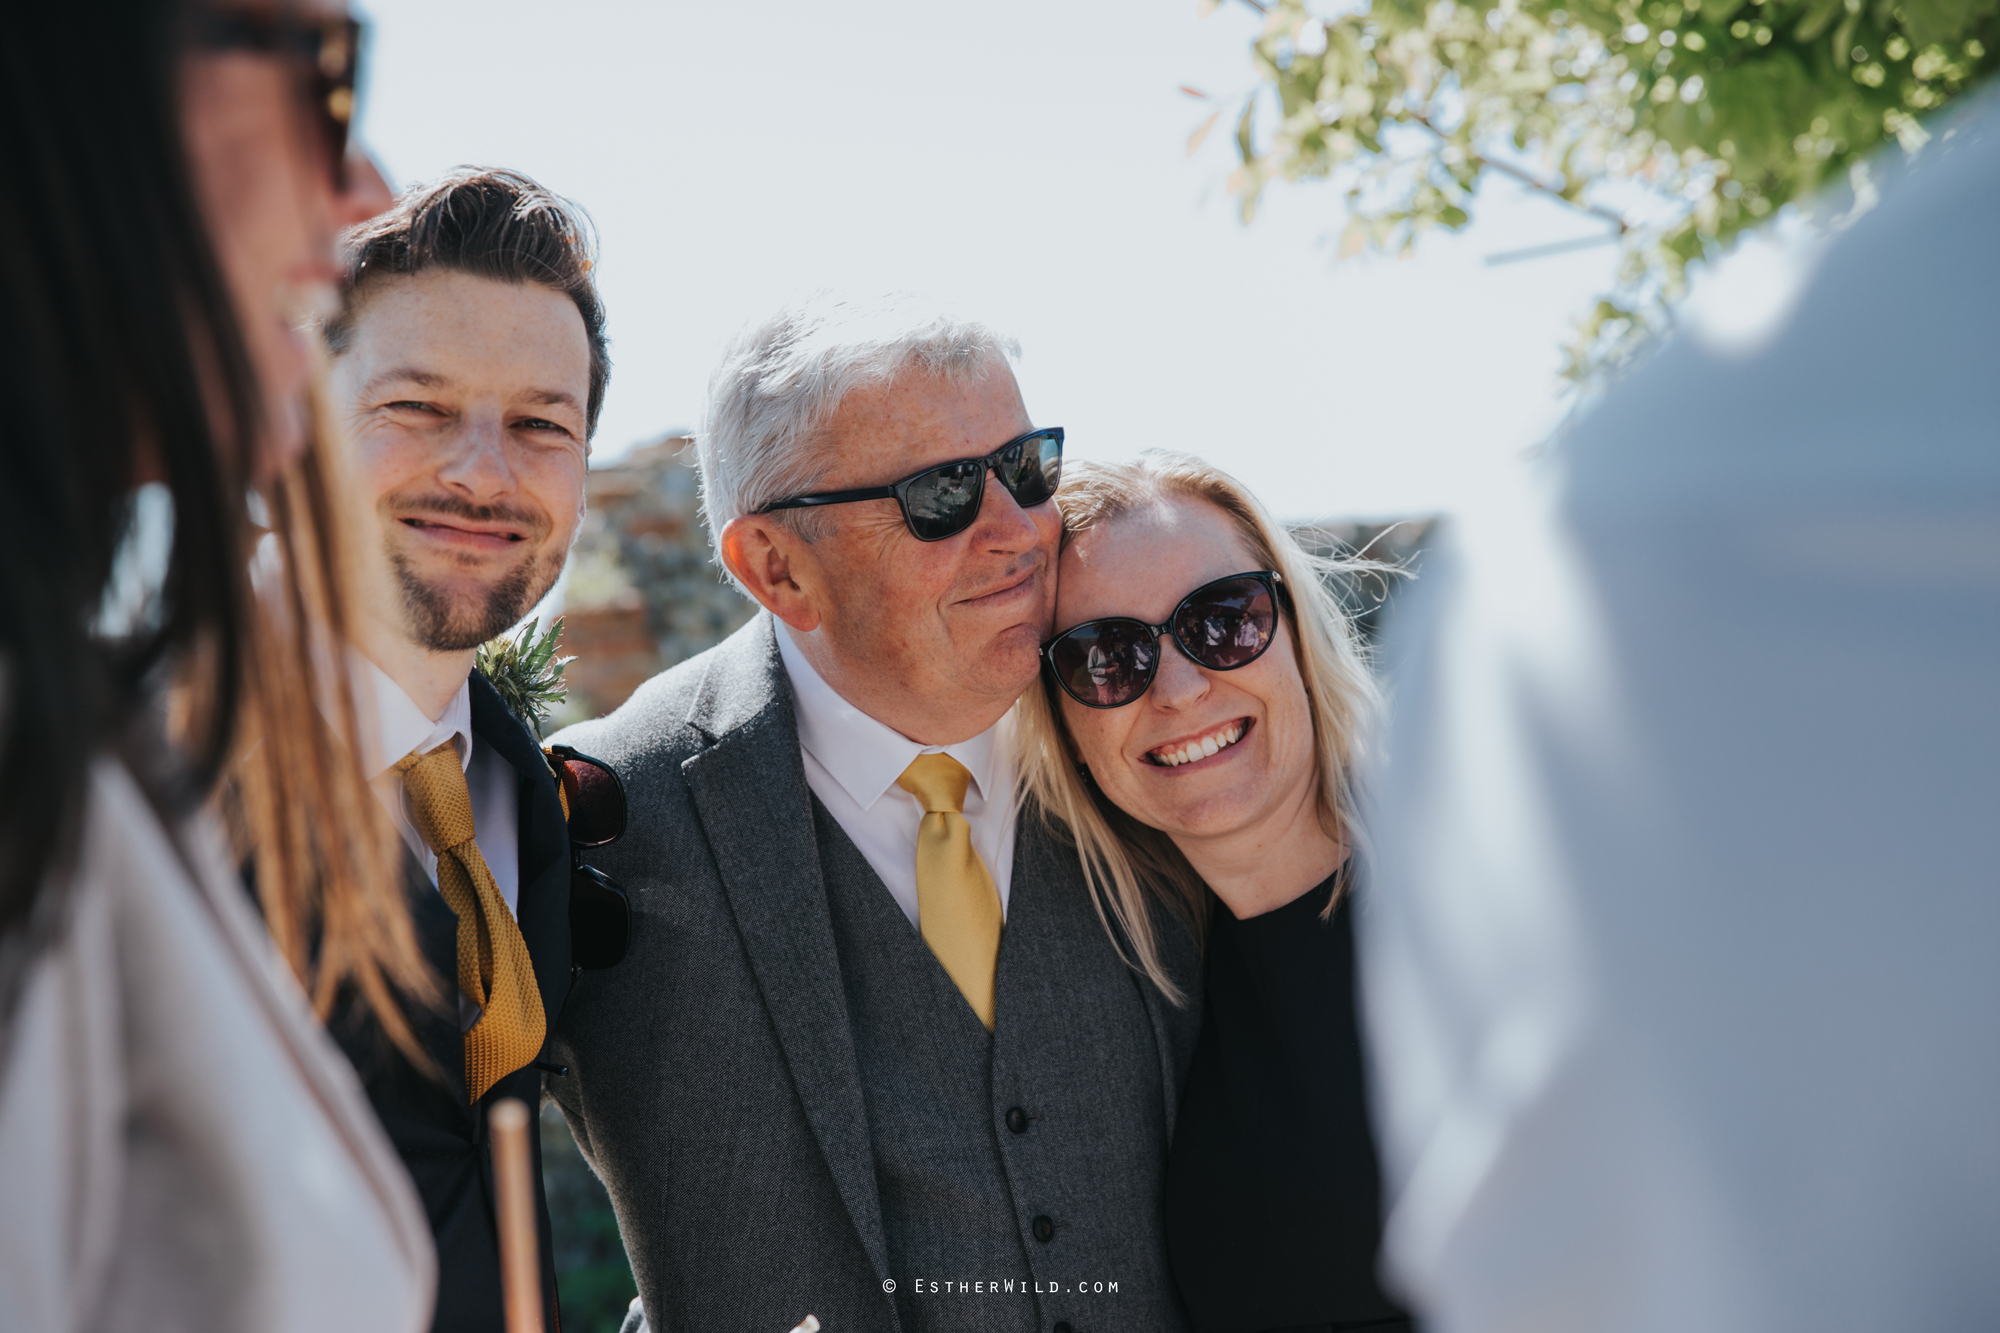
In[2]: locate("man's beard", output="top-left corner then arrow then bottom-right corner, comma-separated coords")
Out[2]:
391,543 -> 563,652
380,487 -> 565,653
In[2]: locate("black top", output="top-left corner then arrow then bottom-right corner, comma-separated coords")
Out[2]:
1165,872 -> 1413,1333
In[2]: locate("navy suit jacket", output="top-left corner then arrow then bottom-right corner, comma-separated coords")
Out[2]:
334,671 -> 574,1333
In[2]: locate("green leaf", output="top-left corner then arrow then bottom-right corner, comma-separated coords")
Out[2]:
1188,108 -> 1223,156
1222,0 -> 2000,380
475,618 -> 574,739
1794,0 -> 1848,42
1899,0 -> 1991,45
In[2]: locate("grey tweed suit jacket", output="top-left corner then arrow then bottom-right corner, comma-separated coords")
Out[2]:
546,614 -> 1202,1333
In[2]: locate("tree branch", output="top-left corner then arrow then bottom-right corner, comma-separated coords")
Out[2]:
1410,112 -> 1631,234
1484,232 -> 1623,265
1226,0 -> 1627,235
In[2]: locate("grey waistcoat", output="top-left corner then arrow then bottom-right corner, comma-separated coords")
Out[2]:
546,615 -> 1202,1333
813,799 -> 1186,1333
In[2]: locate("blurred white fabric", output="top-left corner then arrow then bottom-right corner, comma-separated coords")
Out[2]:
0,762 -> 436,1332
1361,95 -> 2000,1333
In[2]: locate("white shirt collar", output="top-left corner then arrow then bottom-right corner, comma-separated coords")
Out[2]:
350,651 -> 473,781
775,620 -> 1002,812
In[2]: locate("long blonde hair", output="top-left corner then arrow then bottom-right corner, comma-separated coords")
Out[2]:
221,399 -> 438,1060
1014,452 -> 1385,1004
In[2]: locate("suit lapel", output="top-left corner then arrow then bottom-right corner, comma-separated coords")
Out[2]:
679,615 -> 892,1281
468,671 -> 573,1031
1014,807 -> 1202,1140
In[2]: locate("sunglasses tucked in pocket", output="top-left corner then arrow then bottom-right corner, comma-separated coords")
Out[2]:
545,745 -> 631,970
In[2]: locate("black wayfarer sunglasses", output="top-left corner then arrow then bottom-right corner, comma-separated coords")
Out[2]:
758,427 -> 1064,543
1041,571 -> 1289,710
195,9 -> 364,191
545,745 -> 631,971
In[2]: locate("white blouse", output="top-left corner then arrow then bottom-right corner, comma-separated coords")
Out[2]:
0,758 -> 434,1332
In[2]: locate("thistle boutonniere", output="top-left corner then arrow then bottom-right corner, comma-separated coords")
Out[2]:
475,617 -> 574,738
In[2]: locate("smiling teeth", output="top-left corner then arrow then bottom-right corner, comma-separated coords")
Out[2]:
1150,721 -> 1246,768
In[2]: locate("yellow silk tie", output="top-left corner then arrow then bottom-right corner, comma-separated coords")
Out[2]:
897,754 -> 1004,1032
395,743 -> 546,1102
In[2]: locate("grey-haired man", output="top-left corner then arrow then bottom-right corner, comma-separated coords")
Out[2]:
548,297 -> 1200,1333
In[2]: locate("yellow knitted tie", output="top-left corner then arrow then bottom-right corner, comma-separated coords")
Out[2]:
395,743 -> 546,1102
897,754 -> 1004,1032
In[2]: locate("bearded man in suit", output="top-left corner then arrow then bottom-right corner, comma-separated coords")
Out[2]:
322,167 -> 610,1333
548,296 -> 1202,1333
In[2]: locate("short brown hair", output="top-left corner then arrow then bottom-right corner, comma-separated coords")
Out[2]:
326,166 -> 611,435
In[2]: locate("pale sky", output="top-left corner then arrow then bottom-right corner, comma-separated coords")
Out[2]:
356,0 -> 1624,521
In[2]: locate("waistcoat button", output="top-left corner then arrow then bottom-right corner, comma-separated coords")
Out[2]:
1053,1323 -> 1074,1333
1032,1214 -> 1055,1243
1006,1106 -> 1028,1134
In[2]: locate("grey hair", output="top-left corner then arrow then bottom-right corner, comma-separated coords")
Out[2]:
695,293 -> 1021,581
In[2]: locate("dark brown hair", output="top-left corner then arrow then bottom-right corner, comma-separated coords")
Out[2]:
0,0 -> 432,1049
0,0 -> 250,955
326,166 -> 612,435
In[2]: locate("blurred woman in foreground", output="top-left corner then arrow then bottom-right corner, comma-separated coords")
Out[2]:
0,3 -> 434,1327
1017,454 -> 1412,1333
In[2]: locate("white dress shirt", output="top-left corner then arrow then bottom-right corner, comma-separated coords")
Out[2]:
776,621 -> 1019,929
1362,101 -> 2000,1333
350,656 -> 522,1030
351,655 -> 521,917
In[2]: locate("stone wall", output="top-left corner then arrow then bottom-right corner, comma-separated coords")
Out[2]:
554,435 -> 756,726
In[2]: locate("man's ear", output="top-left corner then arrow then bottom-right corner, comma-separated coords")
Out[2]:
719,515 -> 823,633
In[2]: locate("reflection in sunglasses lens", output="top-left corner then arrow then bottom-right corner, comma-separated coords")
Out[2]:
1006,434 -> 1060,507
1177,580 -> 1274,671
904,461 -> 982,539
1054,622 -> 1158,708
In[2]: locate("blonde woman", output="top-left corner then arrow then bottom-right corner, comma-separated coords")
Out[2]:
1017,454 -> 1412,1333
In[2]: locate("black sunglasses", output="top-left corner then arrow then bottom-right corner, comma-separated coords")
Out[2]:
1041,571 -> 1287,709
759,427 -> 1063,542
195,10 -> 364,190
545,745 -> 631,971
